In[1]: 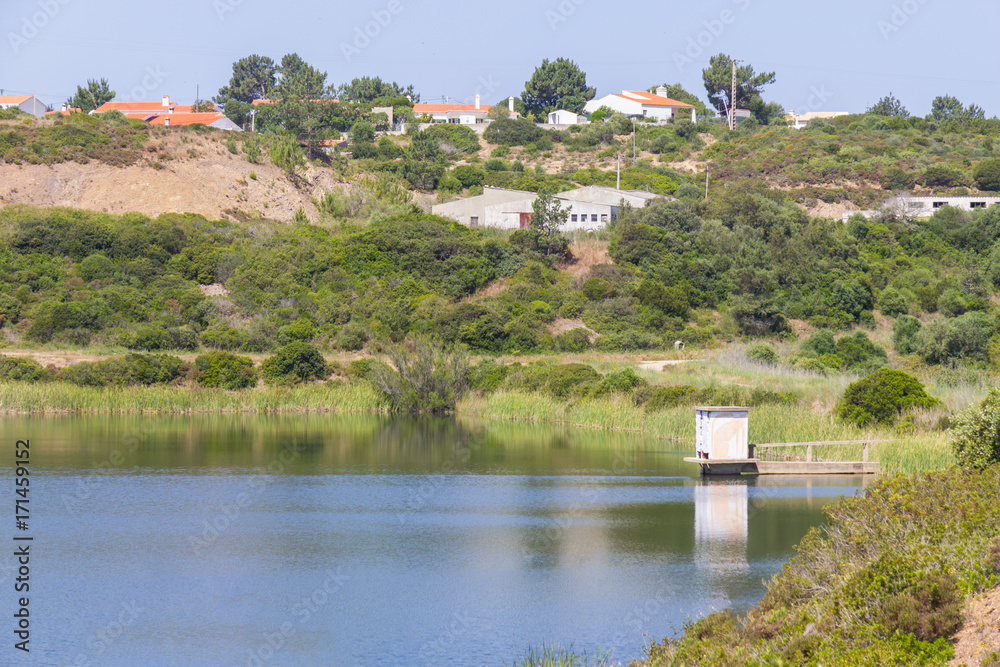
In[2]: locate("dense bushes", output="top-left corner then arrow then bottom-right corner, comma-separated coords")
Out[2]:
0,356 -> 50,382
950,388 -> 1000,470
371,336 -> 469,413
60,354 -> 185,387
837,369 -> 939,427
260,343 -> 328,385
194,351 -> 257,390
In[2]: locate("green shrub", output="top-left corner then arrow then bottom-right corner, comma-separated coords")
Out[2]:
834,331 -> 887,372
974,158 -> 1000,191
950,388 -> 1000,470
127,326 -> 197,351
337,322 -> 369,351
194,351 -> 257,390
0,355 -> 51,382
837,369 -> 940,427
746,342 -> 779,365
553,328 -> 591,352
875,572 -> 964,641
543,363 -> 601,398
637,385 -> 701,411
371,336 -> 469,412
800,329 -> 836,357
276,318 -> 315,346
878,287 -> 908,317
345,358 -> 377,381
483,118 -> 544,146
60,353 -> 185,387
589,367 -> 647,397
260,342 -> 328,385
893,315 -> 922,355
468,359 -> 512,393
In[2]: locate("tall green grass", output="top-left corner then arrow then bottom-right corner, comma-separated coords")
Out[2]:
0,381 -> 389,415
506,644 -> 609,667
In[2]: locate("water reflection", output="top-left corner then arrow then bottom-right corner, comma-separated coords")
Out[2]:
0,414 -> 865,666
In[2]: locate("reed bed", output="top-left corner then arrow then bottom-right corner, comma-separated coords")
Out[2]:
0,381 -> 389,415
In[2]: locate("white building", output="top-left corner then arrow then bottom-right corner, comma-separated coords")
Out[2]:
0,94 -> 47,117
584,87 -> 696,122
431,185 -> 669,231
884,195 -> 1000,218
547,110 -> 579,125
414,96 -> 518,125
786,110 -> 849,129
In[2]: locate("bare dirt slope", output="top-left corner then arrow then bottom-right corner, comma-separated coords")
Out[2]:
0,134 -> 346,222
950,587 -> 1000,666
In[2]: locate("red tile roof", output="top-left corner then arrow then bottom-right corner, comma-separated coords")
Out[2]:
45,108 -> 82,116
0,95 -> 32,104
413,103 -> 491,113
251,98 -> 339,105
95,101 -> 204,113
619,91 -> 695,108
144,112 -> 227,127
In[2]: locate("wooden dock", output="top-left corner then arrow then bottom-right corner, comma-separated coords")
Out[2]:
684,440 -> 882,476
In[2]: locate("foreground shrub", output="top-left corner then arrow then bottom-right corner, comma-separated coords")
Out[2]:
746,342 -> 779,365
372,336 -> 470,413
837,368 -> 939,427
60,354 -> 185,387
950,387 -> 1000,470
0,355 -> 50,382
539,363 -> 601,398
260,342 -> 328,386
194,351 -> 257,390
635,384 -> 794,411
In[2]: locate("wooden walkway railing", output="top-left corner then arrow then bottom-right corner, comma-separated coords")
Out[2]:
751,440 -> 886,464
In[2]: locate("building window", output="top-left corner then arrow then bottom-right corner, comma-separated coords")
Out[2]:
971,202 -> 986,208
470,216 -> 479,226
591,214 -> 598,222
933,202 -> 947,209
571,214 -> 578,222
601,214 -> 608,222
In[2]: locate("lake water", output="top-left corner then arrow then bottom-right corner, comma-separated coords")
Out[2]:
0,415 -> 864,666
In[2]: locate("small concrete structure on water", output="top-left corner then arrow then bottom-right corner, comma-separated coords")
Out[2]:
684,407 -> 880,476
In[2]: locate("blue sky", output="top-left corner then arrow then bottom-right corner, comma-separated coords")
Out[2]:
2,0 -> 996,117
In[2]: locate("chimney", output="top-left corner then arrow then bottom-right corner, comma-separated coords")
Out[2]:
475,94 -> 480,110
61,103 -> 68,111
169,105 -> 175,112
656,85 -> 668,98
162,95 -> 169,108
508,96 -> 515,113
164,117 -> 170,127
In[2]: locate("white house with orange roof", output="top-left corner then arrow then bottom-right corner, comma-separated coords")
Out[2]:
0,94 -> 47,117
414,95 -> 492,124
584,87 -> 696,122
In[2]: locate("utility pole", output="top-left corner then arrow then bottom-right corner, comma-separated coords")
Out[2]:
705,163 -> 709,199
632,119 -> 636,164
729,59 -> 743,131
617,154 -> 621,190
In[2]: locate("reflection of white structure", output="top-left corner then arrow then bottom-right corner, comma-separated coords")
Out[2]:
695,407 -> 749,460
694,481 -> 750,589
